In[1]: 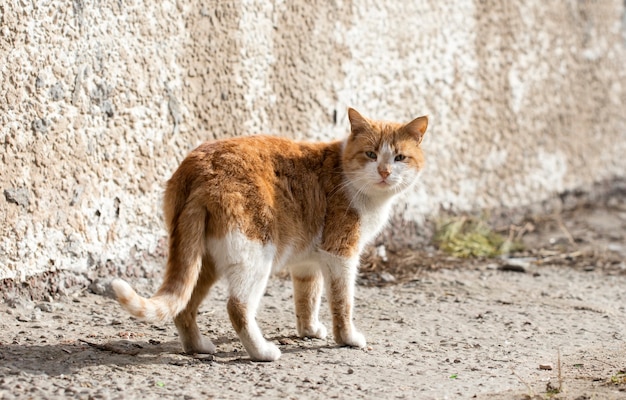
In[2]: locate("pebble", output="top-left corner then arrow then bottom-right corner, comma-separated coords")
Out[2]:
376,245 -> 388,262
35,303 -> 55,313
194,354 -> 215,362
607,243 -> 625,254
6,298 -> 34,310
499,258 -> 532,273
539,363 -> 553,370
89,279 -> 115,298
380,272 -> 396,283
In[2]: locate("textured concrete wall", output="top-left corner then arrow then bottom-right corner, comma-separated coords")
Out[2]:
1,0 -> 625,283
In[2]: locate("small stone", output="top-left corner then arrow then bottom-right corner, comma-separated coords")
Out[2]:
539,363 -> 553,370
499,258 -> 530,273
194,354 -> 215,362
380,272 -> 396,283
6,297 -> 34,310
376,245 -> 388,262
89,279 -> 115,298
347,368 -> 354,374
169,359 -> 191,367
36,303 -> 55,313
608,243 -> 625,254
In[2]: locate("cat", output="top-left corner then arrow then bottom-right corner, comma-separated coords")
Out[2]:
111,108 -> 428,361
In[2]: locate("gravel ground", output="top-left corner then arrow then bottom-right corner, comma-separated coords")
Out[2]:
1,194 -> 625,399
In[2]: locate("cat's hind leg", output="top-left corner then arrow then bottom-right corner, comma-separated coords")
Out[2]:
210,233 -> 281,362
225,265 -> 281,361
290,265 -> 327,340
174,254 -> 218,354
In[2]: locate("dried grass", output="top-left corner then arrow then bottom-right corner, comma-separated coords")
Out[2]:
433,216 -> 523,258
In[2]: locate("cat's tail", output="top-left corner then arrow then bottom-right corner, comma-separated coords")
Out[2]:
111,208 -> 206,321
111,278 -> 176,321
111,170 -> 208,322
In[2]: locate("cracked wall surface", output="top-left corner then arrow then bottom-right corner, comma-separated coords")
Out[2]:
1,0 -> 625,282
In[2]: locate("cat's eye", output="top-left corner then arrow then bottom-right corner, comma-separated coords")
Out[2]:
365,151 -> 377,160
394,154 -> 406,162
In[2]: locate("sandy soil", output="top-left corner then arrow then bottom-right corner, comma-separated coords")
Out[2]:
1,194 -> 625,399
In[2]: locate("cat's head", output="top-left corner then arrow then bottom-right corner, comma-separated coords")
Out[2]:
342,108 -> 428,198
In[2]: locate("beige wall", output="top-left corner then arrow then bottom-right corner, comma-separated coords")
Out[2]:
1,0 -> 625,282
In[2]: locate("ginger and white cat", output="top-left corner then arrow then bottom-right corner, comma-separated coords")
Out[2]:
111,108 -> 428,361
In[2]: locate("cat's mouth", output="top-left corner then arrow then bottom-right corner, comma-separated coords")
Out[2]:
375,179 -> 405,191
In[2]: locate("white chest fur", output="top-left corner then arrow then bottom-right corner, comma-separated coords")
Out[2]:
354,198 -> 394,250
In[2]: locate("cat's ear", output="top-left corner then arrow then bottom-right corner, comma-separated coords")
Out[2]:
348,108 -> 370,138
403,115 -> 428,144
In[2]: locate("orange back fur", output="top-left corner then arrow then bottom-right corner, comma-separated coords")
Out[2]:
165,110 -> 427,260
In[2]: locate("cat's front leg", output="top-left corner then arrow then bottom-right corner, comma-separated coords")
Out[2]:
290,266 -> 327,339
321,255 -> 366,348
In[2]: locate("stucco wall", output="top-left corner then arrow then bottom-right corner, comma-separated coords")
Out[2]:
1,0 -> 625,283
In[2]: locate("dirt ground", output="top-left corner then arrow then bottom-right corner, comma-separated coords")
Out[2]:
1,190 -> 625,399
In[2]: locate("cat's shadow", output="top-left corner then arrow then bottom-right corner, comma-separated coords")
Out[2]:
0,335 -> 334,376
212,334 -> 333,362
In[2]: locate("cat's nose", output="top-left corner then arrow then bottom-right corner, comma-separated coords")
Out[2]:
378,169 -> 391,180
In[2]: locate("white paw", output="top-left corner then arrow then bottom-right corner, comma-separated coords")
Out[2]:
182,336 -> 217,354
339,330 -> 366,348
196,337 -> 217,354
249,341 -> 281,362
298,322 -> 327,340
